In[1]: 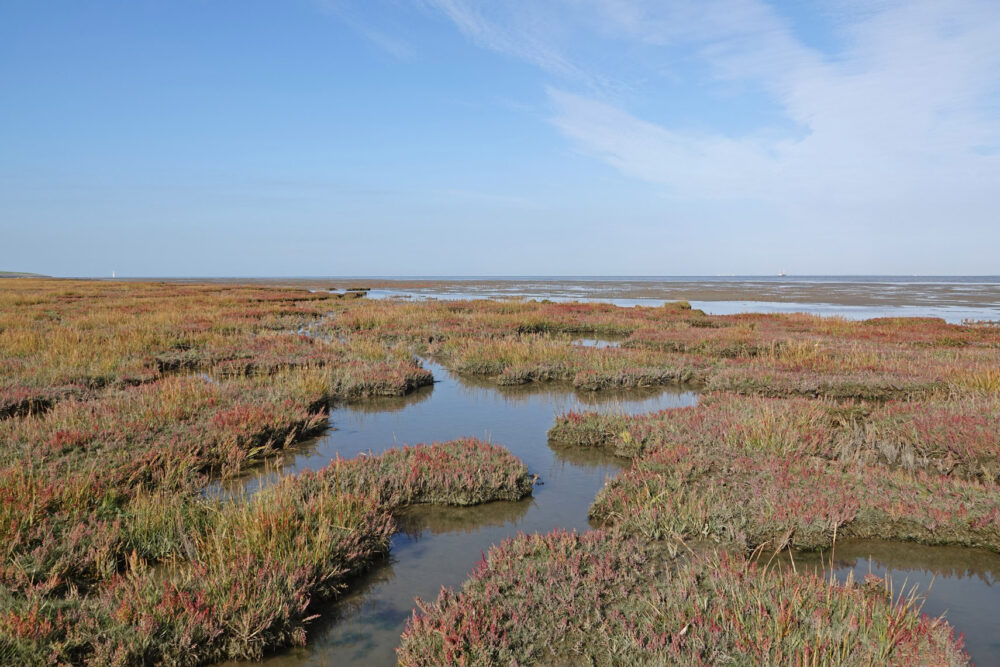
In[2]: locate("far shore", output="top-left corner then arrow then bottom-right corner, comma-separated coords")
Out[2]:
21,275 -> 1000,310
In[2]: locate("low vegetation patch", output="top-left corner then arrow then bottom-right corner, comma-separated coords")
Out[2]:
398,530 -> 968,666
551,392 -> 1000,482
325,438 -> 535,508
550,393 -> 1000,552
327,297 -> 997,401
0,439 -> 533,665
592,442 -> 1000,552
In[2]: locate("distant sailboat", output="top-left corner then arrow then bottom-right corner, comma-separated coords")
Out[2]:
777,270 -> 787,277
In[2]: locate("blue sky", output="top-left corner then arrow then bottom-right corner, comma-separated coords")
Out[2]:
1,0 -> 998,277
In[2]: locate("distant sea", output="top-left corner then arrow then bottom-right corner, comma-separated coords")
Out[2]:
117,275 -> 1000,323
324,276 -> 1000,324
343,275 -> 1000,284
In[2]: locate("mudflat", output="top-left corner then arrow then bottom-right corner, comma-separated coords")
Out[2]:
106,277 -> 1000,309
318,277 -> 1000,308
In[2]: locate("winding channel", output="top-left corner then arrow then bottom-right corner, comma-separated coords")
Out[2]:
222,359 -> 1000,666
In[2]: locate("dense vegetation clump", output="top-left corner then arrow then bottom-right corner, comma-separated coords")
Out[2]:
0,438 -> 532,665
549,393 -> 1000,552
398,530 -> 968,666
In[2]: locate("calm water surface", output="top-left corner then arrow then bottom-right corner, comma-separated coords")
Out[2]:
226,360 -> 1000,666
227,360 -> 696,665
780,541 -> 1000,666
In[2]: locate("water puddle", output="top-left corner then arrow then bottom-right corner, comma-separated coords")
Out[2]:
571,337 -> 621,349
774,540 -> 1000,665
222,361 -> 696,666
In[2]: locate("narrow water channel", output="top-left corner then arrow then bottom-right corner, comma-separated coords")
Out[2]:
778,541 -> 1000,665
223,359 -> 1000,667
226,360 -> 697,665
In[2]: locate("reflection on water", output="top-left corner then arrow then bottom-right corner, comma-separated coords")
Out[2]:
548,440 -> 631,468
394,499 -> 536,538
775,541 -> 1000,665
339,384 -> 436,414
208,387 -> 438,499
571,337 -> 622,349
224,361 -> 696,666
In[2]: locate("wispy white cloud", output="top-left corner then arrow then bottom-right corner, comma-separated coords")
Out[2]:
316,0 -> 414,59
427,0 -> 1000,232
420,0 -> 592,82
547,87 -> 782,197
421,0 -> 819,92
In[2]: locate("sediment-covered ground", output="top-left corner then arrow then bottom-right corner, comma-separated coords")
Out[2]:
322,276 -> 1000,310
